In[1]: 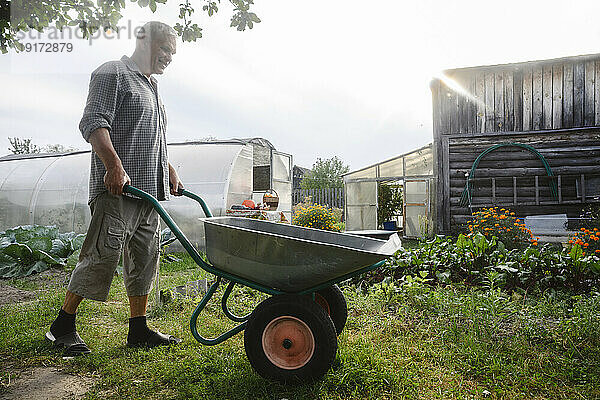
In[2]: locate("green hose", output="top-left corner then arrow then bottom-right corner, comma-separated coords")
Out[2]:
459,143 -> 558,207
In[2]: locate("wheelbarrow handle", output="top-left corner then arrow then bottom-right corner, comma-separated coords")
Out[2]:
124,184 -> 213,218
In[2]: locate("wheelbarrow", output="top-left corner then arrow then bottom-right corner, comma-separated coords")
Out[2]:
124,185 -> 402,383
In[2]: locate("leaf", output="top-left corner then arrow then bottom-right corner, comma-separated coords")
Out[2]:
70,234 -> 86,251
149,0 -> 157,12
456,234 -> 469,250
0,259 -> 19,279
0,264 -> 21,278
248,12 -> 260,23
33,249 -> 64,267
570,244 -> 583,262
23,260 -> 50,277
51,239 -> 71,258
26,236 -> 53,253
2,243 -> 33,261
496,240 -> 506,253
10,225 -> 58,243
436,270 -> 451,283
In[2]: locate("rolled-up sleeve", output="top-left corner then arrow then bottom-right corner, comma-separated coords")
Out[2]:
79,62 -> 120,142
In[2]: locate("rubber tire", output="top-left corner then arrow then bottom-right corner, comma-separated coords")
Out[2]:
244,294 -> 337,383
315,285 -> 348,336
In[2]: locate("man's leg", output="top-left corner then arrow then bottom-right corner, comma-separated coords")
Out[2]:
48,192 -> 125,354
129,294 -> 148,317
124,202 -> 180,347
49,290 -> 84,339
127,292 -> 181,347
63,290 -> 84,314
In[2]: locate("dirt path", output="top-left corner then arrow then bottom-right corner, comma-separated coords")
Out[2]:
0,284 -> 36,305
0,268 -> 70,306
0,367 -> 95,400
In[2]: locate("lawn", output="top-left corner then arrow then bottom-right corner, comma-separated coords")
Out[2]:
1,253 -> 599,399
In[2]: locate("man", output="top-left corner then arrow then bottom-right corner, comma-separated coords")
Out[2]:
45,21 -> 183,355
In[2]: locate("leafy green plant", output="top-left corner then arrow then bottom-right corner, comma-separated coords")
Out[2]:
377,183 -> 402,226
0,225 -> 84,278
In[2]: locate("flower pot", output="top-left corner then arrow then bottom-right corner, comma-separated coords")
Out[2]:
382,221 -> 397,231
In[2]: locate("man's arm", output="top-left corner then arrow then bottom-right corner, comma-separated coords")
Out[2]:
168,162 -> 184,196
89,128 -> 131,196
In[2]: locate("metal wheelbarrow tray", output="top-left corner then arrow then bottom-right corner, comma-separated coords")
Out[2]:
124,185 -> 401,384
204,217 -> 400,292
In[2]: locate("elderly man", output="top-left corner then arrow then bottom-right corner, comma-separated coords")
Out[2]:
46,21 -> 182,355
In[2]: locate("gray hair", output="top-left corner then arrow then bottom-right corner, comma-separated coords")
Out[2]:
136,21 -> 177,42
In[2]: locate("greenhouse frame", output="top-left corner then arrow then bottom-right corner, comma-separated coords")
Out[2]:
343,144 -> 436,238
0,139 -> 293,249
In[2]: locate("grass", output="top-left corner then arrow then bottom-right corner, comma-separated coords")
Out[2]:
1,253 -> 599,399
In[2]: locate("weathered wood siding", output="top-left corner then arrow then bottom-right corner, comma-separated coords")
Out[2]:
433,55 -> 600,135
432,53 -> 600,233
447,131 -> 600,226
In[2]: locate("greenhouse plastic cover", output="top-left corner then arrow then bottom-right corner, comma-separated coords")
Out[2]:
0,142 -> 256,249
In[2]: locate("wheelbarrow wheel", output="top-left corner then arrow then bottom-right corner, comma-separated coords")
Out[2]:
244,294 -> 337,383
314,285 -> 347,336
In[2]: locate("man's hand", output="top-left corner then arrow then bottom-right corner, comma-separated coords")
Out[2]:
104,165 -> 131,196
89,127 -> 130,196
169,163 -> 184,196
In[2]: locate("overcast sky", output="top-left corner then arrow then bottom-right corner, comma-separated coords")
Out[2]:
1,0 -> 600,170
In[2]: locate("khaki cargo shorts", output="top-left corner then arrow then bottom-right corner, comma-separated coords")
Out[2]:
67,191 -> 160,301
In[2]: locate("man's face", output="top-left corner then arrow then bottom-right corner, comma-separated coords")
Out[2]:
150,35 -> 176,75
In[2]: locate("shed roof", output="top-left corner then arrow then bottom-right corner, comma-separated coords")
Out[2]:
443,52 -> 600,75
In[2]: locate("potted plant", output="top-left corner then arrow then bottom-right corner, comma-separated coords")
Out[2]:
377,183 -> 403,230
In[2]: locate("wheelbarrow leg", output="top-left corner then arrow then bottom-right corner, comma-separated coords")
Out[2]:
190,277 -> 247,346
222,281 -> 253,323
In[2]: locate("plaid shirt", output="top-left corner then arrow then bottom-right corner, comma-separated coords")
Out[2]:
79,55 -> 169,203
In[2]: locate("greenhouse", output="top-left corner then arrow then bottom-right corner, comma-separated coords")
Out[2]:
343,144 -> 435,238
0,139 -> 293,249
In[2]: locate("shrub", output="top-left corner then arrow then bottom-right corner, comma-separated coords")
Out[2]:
293,203 -> 340,231
468,207 -> 534,249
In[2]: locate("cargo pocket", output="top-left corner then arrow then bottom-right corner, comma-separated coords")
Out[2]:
97,213 -> 126,260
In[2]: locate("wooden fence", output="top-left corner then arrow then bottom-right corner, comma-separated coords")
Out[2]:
292,188 -> 344,208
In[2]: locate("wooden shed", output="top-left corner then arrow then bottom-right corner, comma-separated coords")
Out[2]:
431,53 -> 600,234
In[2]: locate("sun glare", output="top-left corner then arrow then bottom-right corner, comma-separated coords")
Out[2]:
434,73 -> 486,109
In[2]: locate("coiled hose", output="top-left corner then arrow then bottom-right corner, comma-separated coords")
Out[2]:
459,143 -> 558,207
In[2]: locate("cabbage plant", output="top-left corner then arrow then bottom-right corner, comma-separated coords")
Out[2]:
0,225 -> 84,279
